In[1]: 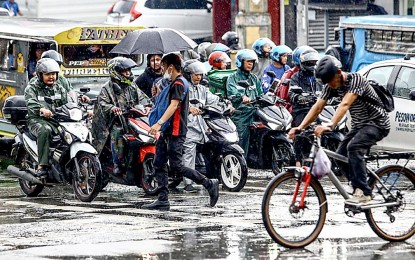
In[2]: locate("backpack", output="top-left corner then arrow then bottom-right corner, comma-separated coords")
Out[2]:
367,80 -> 395,112
207,68 -> 237,98
148,76 -> 189,131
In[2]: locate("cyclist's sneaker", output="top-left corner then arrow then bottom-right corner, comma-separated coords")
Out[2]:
345,188 -> 373,205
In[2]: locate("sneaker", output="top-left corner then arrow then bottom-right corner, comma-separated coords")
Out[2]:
141,199 -> 170,211
184,184 -> 198,193
207,179 -> 219,207
345,188 -> 373,205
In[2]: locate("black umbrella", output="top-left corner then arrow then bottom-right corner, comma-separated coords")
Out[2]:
110,28 -> 198,55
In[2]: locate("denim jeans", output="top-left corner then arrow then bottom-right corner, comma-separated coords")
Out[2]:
336,125 -> 389,196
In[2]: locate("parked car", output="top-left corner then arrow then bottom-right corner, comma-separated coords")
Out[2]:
106,0 -> 213,41
358,55 -> 415,152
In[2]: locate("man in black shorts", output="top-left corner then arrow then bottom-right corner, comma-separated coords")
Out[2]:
288,55 -> 390,205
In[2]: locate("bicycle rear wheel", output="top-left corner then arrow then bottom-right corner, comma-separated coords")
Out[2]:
366,165 -> 415,241
262,171 -> 328,248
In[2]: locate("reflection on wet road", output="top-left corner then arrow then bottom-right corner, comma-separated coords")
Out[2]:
0,169 -> 414,259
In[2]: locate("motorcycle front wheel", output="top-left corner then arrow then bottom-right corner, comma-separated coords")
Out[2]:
141,155 -> 158,195
220,152 -> 248,192
72,152 -> 102,202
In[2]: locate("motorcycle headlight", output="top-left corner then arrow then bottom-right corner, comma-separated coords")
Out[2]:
69,108 -> 83,121
223,132 -> 238,143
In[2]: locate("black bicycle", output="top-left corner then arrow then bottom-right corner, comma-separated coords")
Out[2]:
262,128 -> 415,248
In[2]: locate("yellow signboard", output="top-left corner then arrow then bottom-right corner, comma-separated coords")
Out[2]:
62,67 -> 109,77
54,26 -> 145,45
0,85 -> 15,117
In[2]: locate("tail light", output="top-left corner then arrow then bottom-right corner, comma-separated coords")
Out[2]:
107,3 -> 115,14
130,2 -> 141,22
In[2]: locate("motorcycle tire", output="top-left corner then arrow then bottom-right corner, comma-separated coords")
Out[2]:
18,152 -> 44,197
19,178 -> 44,197
141,155 -> 158,195
72,152 -> 102,202
220,152 -> 248,192
271,143 -> 293,175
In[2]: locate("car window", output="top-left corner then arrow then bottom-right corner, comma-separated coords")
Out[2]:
112,1 -> 135,13
365,65 -> 394,86
145,0 -> 179,9
177,0 -> 207,9
393,66 -> 415,99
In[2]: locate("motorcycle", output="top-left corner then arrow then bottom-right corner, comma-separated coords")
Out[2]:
98,102 -> 158,195
188,97 -> 248,192
233,80 -> 294,175
3,93 -> 102,202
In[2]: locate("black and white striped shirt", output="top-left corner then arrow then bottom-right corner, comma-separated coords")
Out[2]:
320,73 -> 390,130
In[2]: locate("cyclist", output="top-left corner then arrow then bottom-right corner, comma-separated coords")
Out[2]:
288,55 -> 390,205
251,37 -> 275,77
261,44 -> 292,93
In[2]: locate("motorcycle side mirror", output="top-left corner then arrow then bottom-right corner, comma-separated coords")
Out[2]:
44,96 -> 53,104
266,71 -> 277,78
80,87 -> 90,93
237,80 -> 250,89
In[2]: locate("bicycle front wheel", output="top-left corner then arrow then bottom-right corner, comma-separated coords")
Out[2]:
262,171 -> 328,248
366,165 -> 415,241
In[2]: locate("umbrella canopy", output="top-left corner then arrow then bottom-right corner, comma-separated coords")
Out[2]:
110,28 -> 198,55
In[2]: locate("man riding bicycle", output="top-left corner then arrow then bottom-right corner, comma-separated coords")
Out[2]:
288,55 -> 390,205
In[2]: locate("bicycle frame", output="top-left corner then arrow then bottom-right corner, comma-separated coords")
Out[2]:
288,134 -> 405,211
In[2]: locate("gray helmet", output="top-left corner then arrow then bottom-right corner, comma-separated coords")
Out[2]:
315,55 -> 343,84
41,50 -> 63,65
299,48 -> 319,72
108,57 -> 137,86
35,58 -> 60,80
183,59 -> 206,81
197,42 -> 211,62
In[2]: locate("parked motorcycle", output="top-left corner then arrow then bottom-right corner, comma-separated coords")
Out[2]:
189,98 -> 248,192
3,94 -> 102,202
98,103 -> 158,195
234,80 -> 294,175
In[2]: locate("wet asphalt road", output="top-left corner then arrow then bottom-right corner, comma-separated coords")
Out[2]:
0,168 -> 414,260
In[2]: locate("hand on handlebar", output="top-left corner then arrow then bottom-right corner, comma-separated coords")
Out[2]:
40,108 -> 53,119
80,95 -> 90,103
288,127 -> 302,140
111,106 -> 122,116
189,106 -> 201,115
314,125 -> 331,137
242,96 -> 251,104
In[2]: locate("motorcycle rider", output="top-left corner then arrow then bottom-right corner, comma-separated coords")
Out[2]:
24,58 -> 72,177
91,57 -> 150,175
275,45 -> 310,112
289,55 -> 390,205
289,47 -> 322,167
251,37 -> 275,77
227,49 -> 263,157
261,44 -> 292,93
134,54 -> 163,98
221,31 -> 241,50
182,59 -> 234,192
208,51 -> 231,71
144,53 -> 219,210
197,42 -> 212,63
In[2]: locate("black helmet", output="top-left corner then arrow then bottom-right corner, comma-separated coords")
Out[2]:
41,50 -> 63,65
314,55 -> 342,84
222,31 -> 239,46
108,57 -> 137,86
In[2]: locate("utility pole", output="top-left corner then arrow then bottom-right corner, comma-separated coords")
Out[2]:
296,0 -> 309,46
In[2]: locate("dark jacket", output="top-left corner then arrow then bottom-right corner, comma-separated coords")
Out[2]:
134,67 -> 162,98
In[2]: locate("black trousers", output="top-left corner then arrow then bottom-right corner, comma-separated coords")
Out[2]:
336,125 -> 389,196
153,133 -> 210,201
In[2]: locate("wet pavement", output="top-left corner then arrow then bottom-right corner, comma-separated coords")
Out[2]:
0,168 -> 414,259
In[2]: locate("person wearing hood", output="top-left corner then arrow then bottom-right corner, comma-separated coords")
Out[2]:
135,54 -> 163,98
92,57 -> 151,175
226,49 -> 263,157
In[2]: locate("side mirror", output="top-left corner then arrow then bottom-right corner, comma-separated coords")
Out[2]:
410,90 -> 415,101
266,71 -> 277,78
44,96 -> 53,104
237,80 -> 250,89
80,87 -> 90,93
